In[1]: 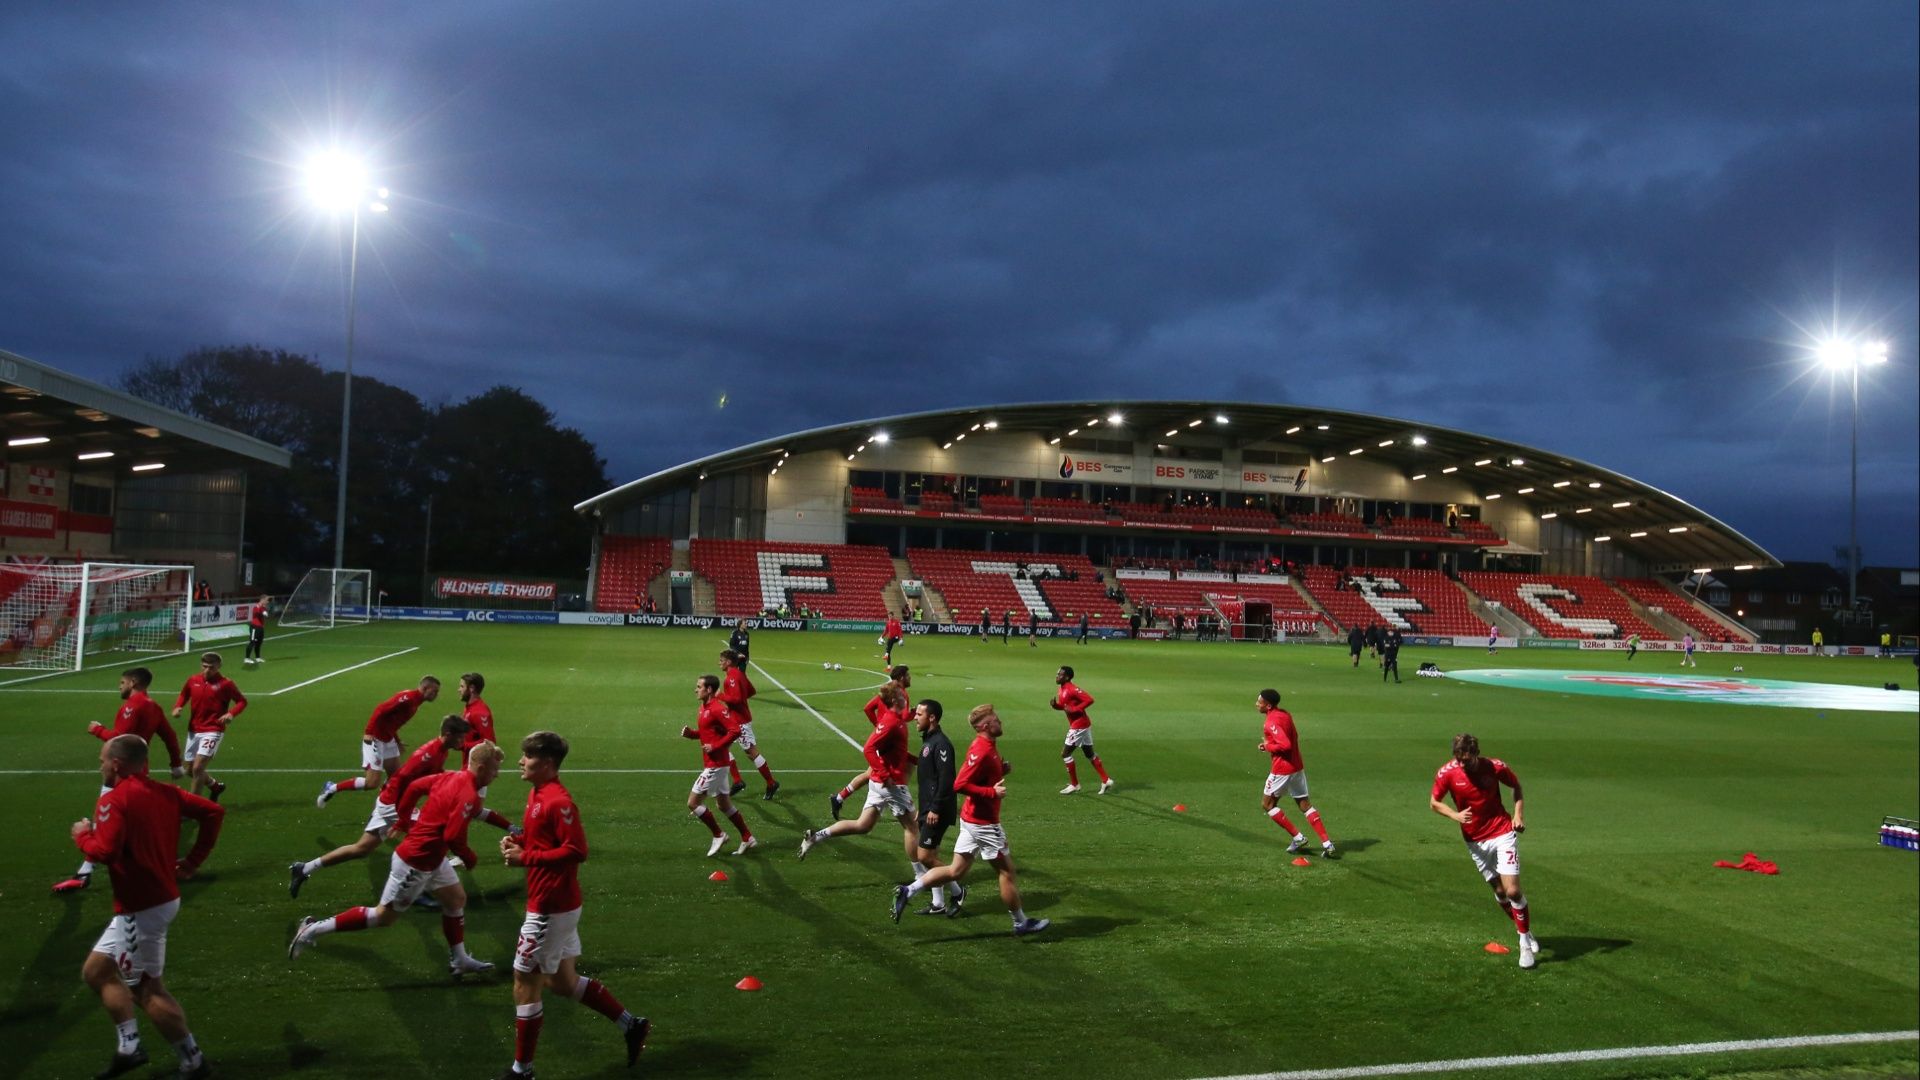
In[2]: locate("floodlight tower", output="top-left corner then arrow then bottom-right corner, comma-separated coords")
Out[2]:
305,150 -> 389,570
1817,338 -> 1890,614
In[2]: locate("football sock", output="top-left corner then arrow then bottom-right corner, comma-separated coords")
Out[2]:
1509,897 -> 1531,934
903,879 -> 928,897
301,858 -> 324,876
727,758 -> 745,786
726,810 -> 753,842
315,906 -> 370,935
573,976 -> 627,1022
1010,906 -> 1027,925
1266,806 -> 1298,834
931,883 -> 947,906
441,908 -> 466,949
514,1002 -> 544,1068
753,756 -> 775,783
1090,756 -> 1111,783
76,859 -> 94,877
334,777 -> 368,791
836,783 -> 855,799
172,1034 -> 202,1069
115,1019 -> 141,1055
1063,759 -> 1079,785
483,809 -> 514,830
807,829 -> 831,845
692,807 -> 724,837
1305,809 -> 1330,843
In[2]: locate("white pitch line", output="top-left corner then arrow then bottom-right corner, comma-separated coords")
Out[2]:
744,660 -> 864,750
0,688 -> 120,694
0,627 -> 330,688
1191,1030 -> 1919,1080
796,683 -> 889,698
267,646 -> 420,696
0,767 -> 854,776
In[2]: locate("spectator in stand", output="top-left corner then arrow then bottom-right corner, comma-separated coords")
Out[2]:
1128,611 -> 1141,639
1447,510 -> 1460,530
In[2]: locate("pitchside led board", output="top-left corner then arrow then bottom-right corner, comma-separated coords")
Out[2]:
1052,451 -> 1314,495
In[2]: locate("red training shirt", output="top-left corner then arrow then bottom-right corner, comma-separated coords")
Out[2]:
175,673 -> 247,734
1262,707 -> 1303,776
862,694 -> 893,728
520,779 -> 588,914
863,707 -> 911,785
73,771 -> 223,913
249,604 -> 267,629
395,769 -> 486,871
687,698 -> 739,768
97,690 -> 183,769
720,667 -> 755,725
380,738 -> 453,805
884,618 -> 902,640
1054,682 -> 1095,730
461,697 -> 496,764
955,733 -> 1006,825
366,689 -> 427,742
1432,757 -> 1521,843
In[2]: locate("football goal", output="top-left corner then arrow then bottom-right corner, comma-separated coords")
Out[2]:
280,568 -> 376,629
0,561 -> 194,673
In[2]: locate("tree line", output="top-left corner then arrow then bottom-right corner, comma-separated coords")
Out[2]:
122,346 -> 611,598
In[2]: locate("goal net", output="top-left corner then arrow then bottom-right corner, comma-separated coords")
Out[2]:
281,568 -> 375,628
0,561 -> 194,673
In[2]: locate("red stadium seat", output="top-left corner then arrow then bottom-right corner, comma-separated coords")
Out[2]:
691,540 -> 897,618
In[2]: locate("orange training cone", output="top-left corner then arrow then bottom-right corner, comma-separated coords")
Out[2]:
1172,804 -> 1187,812
735,975 -> 763,991
1291,857 -> 1311,867
708,871 -> 729,882
1484,942 -> 1510,954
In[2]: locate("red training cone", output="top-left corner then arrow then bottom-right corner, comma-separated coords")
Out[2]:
1484,942 -> 1510,954
1291,857 -> 1311,867
708,871 -> 729,882
735,975 -> 763,991
1172,804 -> 1187,812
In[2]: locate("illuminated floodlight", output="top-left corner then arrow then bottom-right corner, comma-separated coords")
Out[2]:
132,462 -> 166,472
1594,536 -> 1611,542
1517,487 -> 1535,494
1441,466 -> 1458,474
303,149 -> 375,213
1109,412 -> 1125,425
1188,419 -> 1203,428
1316,424 -> 1329,430
77,450 -> 115,460
1067,428 -> 1080,436
1474,458 -> 1493,467
1485,493 -> 1501,500
1165,429 -> 1180,437
1411,473 -> 1427,480
1348,448 -> 1364,456
1378,439 -> 1394,448
846,454 -> 856,462
1630,531 -> 1648,538
1588,481 -> 1602,488
1285,426 -> 1301,435
1410,435 -> 1428,447
1695,567 -> 1712,574
1509,458 -> 1524,466
1668,525 -> 1688,533
941,442 -> 952,450
1540,512 -> 1558,520
7,436 -> 50,447
1820,339 -> 1891,369
871,432 -> 889,445
1320,455 -> 1335,463
1215,414 -> 1229,424
1048,437 -> 1061,445
983,420 -> 998,430
1612,500 -> 1631,508
1574,507 -> 1592,514
1734,564 -> 1754,571
1552,480 -> 1571,488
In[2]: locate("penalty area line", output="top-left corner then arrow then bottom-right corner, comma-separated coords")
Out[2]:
1191,1029 -> 1920,1080
268,646 -> 420,696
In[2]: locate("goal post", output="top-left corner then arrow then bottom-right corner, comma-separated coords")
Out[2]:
0,561 -> 194,673
280,568 -> 375,629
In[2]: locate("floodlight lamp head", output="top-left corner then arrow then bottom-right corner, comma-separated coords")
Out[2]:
304,149 -> 371,213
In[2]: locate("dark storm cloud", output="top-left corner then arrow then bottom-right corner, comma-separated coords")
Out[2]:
0,1 -> 1913,561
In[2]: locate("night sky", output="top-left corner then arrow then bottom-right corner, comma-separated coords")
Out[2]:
2,3 -> 1914,564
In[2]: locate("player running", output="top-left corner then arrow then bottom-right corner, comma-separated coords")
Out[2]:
289,715 -> 504,897
1257,690 -> 1336,858
1053,665 -> 1112,794
1430,732 -> 1537,969
798,684 -> 924,877
459,671 -> 497,765
1681,632 -> 1697,667
907,698 -> 966,916
1626,632 -> 1640,660
496,731 -> 650,1078
682,674 -> 757,856
289,741 -> 507,976
890,704 -> 1048,936
1347,624 -> 1365,668
242,595 -> 270,666
718,649 -> 779,799
828,666 -> 910,819
316,676 -> 441,806
73,734 -> 223,1080
172,652 -> 247,802
56,667 -> 186,894
882,611 -> 903,666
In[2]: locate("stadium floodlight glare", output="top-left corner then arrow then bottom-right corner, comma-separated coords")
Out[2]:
1188,419 -> 1203,427
1410,473 -> 1427,481
1165,429 -> 1180,437
7,436 -> 50,446
1509,458 -> 1524,466
1320,454 -> 1336,463
1215,414 -> 1229,424
969,423 -> 981,431
1474,458 -> 1493,466
1517,487 -> 1535,494
1695,567 -> 1712,574
1067,428 -> 1080,436
1348,448 -> 1364,456
1630,531 -> 1648,538
941,441 -> 952,450
1540,512 -> 1558,519
1378,439 -> 1394,447
845,454 -> 855,462
1048,437 -> 1061,445
1441,466 -> 1458,474
1574,507 -> 1592,514
1816,337 -> 1894,612
1612,501 -> 1631,508
954,432 -> 966,441
1285,426 -> 1301,435
871,432 -> 889,444
1410,434 -> 1428,447
1594,535 -> 1611,542
1734,564 -> 1755,571
983,420 -> 998,430
1108,412 -> 1124,425
1668,526 -> 1688,533
77,450 -> 115,460
1485,493 -> 1501,500
1588,481 -> 1602,488
1552,480 -> 1571,488
1316,424 -> 1329,430
132,462 -> 165,471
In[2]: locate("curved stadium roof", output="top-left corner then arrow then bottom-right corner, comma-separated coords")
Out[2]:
576,400 -> 1778,571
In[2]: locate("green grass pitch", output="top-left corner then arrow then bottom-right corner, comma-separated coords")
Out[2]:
3,624 -> 1915,1079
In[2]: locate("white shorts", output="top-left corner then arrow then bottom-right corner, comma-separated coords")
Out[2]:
92,898 -> 180,985
691,766 -> 731,796
1465,830 -> 1521,881
954,820 -> 1009,861
362,738 -> 401,770
513,907 -> 584,974
363,799 -> 400,835
1063,726 -> 1095,748
863,782 -> 914,819
185,732 -> 222,761
735,722 -> 758,750
378,851 -> 459,910
1263,770 -> 1309,799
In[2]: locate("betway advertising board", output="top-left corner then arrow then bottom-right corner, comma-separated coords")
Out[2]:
1046,452 -> 1311,494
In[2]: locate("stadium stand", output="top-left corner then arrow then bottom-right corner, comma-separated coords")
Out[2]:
850,486 -> 902,511
591,536 -> 672,612
1614,578 -> 1741,642
1297,565 -> 1485,635
978,494 -> 1026,516
1380,518 -> 1453,539
1030,496 -> 1108,522
1457,519 -> 1504,544
1459,571 -> 1661,640
691,539 -> 896,618
1116,575 -> 1316,621
907,549 -> 1124,624
1287,512 -> 1370,534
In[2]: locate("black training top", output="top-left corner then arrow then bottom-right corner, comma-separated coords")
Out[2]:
917,727 -> 958,814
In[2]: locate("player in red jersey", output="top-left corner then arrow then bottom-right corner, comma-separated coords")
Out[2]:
288,715 -> 508,897
290,741 -> 506,976
882,613 -> 903,666
496,731 -> 650,1078
242,595 -> 270,666
1430,732 -> 1537,968
1052,665 -> 1112,794
829,666 -> 910,819
172,651 -> 247,802
459,671 -> 497,766
797,683 -> 926,872
73,734 -> 223,1079
718,649 -> 780,799
316,675 -> 441,806
890,704 -> 1048,936
1257,690 -> 1337,857
57,667 -> 187,893
682,674 -> 757,856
